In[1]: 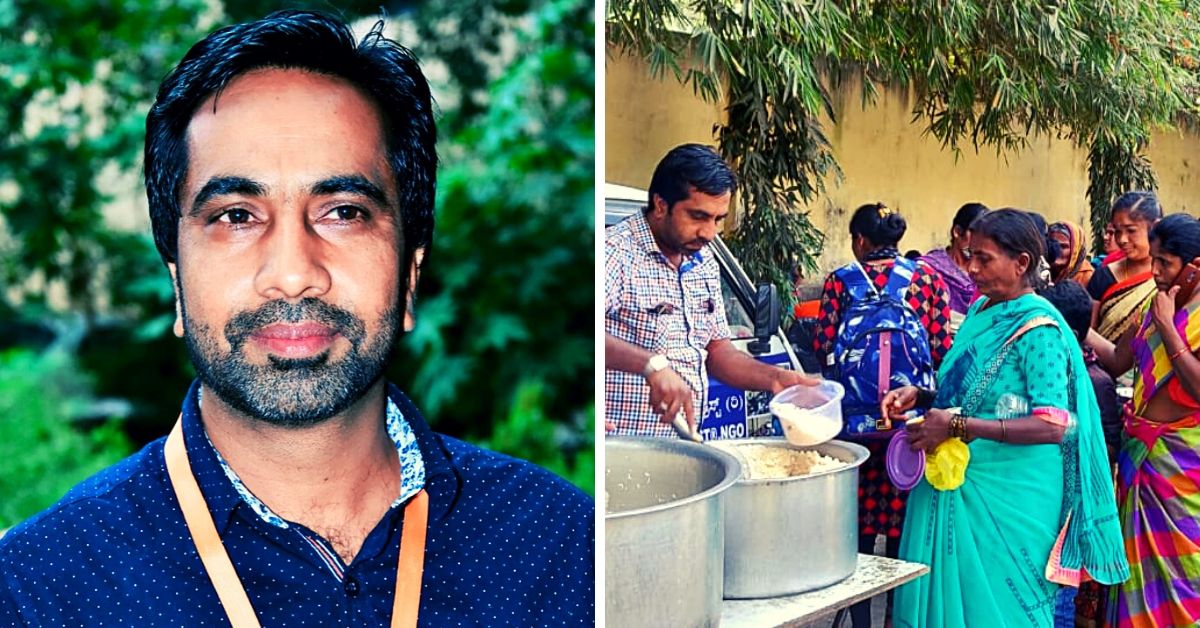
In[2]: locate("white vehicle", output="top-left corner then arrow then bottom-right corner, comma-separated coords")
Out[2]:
604,183 -> 806,440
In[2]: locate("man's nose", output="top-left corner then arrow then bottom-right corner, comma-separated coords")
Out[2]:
253,217 -> 332,300
699,221 -> 717,242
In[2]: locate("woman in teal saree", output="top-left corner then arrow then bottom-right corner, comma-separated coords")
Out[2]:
882,210 -> 1128,626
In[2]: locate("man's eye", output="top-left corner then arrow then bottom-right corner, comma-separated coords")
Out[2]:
218,208 -> 252,224
332,206 -> 365,221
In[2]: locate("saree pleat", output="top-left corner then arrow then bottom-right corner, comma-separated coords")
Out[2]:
1111,303 -> 1200,627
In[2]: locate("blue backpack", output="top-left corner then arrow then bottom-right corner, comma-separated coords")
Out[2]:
824,257 -> 935,438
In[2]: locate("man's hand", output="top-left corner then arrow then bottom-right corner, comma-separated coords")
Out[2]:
1151,286 -> 1180,332
907,408 -> 952,453
770,368 -> 820,394
647,367 -> 696,433
881,386 -> 920,423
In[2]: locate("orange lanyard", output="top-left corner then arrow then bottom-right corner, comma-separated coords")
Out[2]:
164,419 -> 428,627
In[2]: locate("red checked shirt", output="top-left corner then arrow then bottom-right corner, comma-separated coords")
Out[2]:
605,211 -> 731,437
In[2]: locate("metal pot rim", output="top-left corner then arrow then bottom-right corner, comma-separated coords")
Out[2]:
605,436 -> 743,520
718,437 -> 870,484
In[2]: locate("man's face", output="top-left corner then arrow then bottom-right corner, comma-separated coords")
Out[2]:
1150,239 -> 1184,291
647,188 -> 730,257
170,68 -> 420,426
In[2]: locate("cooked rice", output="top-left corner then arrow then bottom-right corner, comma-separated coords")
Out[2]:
716,443 -> 846,479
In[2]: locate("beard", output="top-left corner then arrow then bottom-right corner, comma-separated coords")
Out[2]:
182,296 -> 400,428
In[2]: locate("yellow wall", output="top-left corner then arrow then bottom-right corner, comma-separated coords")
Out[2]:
606,46 -> 1200,275
604,45 -> 727,188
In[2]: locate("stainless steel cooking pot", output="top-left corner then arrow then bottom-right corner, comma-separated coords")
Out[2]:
720,438 -> 870,599
605,437 -> 742,628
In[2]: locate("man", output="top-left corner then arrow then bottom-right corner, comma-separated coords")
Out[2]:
605,144 -> 816,438
0,11 -> 592,626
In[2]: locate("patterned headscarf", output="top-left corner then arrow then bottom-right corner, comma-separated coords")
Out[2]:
1049,221 -> 1088,284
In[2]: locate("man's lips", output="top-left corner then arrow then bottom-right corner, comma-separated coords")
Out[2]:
250,323 -> 337,358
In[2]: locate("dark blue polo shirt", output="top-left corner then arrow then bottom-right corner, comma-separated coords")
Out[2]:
0,381 -> 594,626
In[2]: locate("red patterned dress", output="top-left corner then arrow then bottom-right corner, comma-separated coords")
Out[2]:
812,252 -> 953,538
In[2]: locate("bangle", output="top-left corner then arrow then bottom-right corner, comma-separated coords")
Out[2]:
1170,346 -> 1192,361
949,412 -> 968,439
999,419 -> 1007,443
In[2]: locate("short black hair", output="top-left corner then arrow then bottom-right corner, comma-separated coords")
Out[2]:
970,209 -> 1044,286
951,202 -> 988,236
1024,211 -> 1061,265
1112,191 -> 1162,224
646,144 -> 736,213
1150,213 -> 1200,262
1039,281 -> 1092,342
144,10 -> 436,273
849,203 -> 906,247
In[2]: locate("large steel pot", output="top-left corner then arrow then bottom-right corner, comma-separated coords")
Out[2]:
605,437 -> 742,628
720,438 -> 870,599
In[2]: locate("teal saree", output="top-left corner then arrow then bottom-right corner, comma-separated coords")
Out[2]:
894,293 -> 1128,627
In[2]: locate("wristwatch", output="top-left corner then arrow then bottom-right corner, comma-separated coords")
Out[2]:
643,354 -> 669,378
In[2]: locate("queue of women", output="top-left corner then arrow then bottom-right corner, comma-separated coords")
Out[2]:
813,195 -> 1200,627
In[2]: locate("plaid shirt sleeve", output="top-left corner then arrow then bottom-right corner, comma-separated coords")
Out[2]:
813,272 -> 843,368
909,261 -> 953,369
604,234 -> 628,317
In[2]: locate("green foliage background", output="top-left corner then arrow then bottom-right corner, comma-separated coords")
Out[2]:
0,0 -> 594,527
608,0 -> 1200,297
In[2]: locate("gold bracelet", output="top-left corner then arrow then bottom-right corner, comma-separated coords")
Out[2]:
950,412 -> 967,439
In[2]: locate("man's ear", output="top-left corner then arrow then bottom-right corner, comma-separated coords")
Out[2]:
403,248 -> 426,332
652,193 -> 669,217
167,262 -> 184,338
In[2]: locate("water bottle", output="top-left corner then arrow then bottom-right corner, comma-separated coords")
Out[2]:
994,393 -> 1028,420
995,393 -> 1076,438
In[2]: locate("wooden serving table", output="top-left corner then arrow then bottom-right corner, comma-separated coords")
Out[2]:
721,554 -> 929,627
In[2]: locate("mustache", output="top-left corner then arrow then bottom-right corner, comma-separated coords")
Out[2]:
225,298 -> 366,350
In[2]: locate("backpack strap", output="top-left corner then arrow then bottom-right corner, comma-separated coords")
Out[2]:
834,261 -> 876,303
883,256 -> 917,303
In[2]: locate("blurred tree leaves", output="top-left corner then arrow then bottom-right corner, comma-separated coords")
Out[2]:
391,0 -> 595,493
608,0 -> 1200,298
0,348 -> 131,529
0,0 -> 209,313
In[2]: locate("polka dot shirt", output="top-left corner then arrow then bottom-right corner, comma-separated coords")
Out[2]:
0,380 -> 595,626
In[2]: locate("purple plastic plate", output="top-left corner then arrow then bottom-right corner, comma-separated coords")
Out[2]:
887,430 -> 926,491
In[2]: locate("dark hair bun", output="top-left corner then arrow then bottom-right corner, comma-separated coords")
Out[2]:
879,213 -> 907,244
848,203 -> 907,247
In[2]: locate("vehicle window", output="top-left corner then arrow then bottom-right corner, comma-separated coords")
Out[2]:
720,271 -> 756,339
